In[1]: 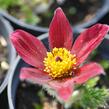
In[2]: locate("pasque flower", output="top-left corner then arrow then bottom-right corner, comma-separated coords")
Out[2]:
11,8 -> 109,101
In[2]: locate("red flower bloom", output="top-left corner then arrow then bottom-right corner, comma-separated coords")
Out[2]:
11,8 -> 109,101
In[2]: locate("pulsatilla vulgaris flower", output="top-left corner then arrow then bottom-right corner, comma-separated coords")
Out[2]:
11,8 -> 109,101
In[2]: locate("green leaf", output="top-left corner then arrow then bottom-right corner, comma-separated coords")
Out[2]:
100,59 -> 109,70
90,50 -> 98,59
80,86 -> 109,109
33,103 -> 42,109
86,77 -> 100,88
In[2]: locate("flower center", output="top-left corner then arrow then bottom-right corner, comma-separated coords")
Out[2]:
43,48 -> 77,79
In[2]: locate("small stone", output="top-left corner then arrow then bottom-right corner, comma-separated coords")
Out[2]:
1,61 -> 9,70
0,36 -> 7,47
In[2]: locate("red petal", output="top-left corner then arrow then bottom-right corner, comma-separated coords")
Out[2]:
73,62 -> 104,84
57,86 -> 73,101
20,67 -> 51,84
49,8 -> 73,50
48,79 -> 74,101
71,24 -> 109,65
11,30 -> 47,68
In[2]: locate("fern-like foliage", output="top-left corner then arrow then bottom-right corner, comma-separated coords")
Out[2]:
80,86 -> 109,109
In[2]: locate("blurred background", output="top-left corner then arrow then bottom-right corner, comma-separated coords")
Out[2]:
0,0 -> 109,34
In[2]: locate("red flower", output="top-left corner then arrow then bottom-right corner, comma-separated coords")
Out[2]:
11,8 -> 109,101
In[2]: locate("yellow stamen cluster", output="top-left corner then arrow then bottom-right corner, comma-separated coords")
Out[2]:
43,48 -> 77,79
